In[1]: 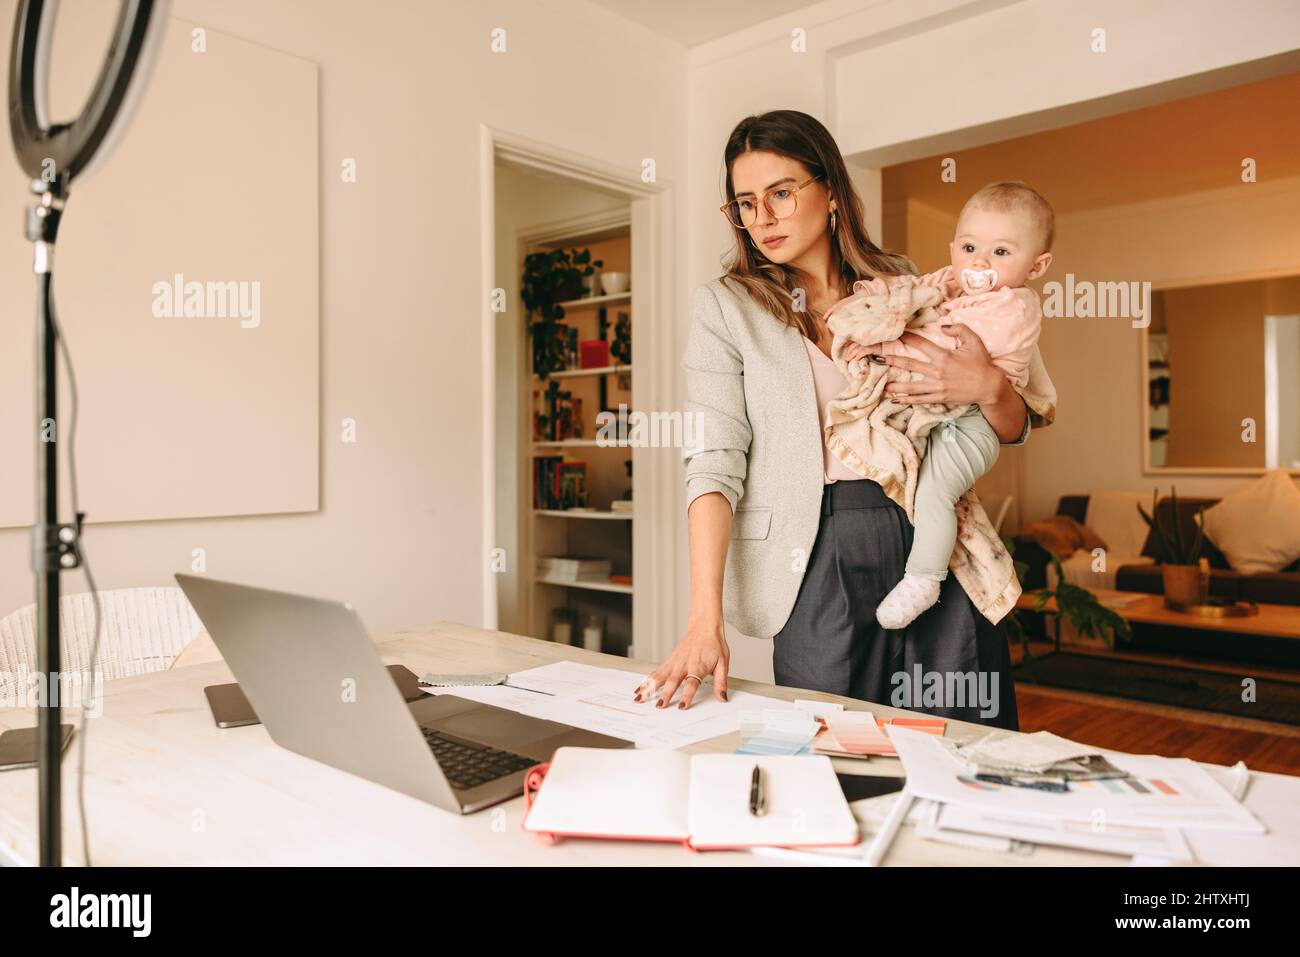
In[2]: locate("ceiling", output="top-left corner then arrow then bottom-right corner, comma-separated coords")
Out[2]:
883,71 -> 1300,216
587,0 -> 814,47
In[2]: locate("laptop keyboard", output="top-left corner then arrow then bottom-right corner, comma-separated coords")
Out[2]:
420,727 -> 537,790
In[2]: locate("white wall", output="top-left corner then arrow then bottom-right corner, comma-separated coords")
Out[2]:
0,5 -> 321,529
833,0 -> 1300,165
0,0 -> 685,637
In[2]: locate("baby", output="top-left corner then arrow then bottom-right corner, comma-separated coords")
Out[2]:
830,181 -> 1054,629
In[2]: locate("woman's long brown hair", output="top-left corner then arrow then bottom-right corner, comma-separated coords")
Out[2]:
720,110 -> 914,340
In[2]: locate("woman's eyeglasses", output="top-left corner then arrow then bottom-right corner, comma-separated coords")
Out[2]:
720,176 -> 822,229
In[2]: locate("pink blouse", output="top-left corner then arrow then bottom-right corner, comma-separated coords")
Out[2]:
802,337 -> 866,485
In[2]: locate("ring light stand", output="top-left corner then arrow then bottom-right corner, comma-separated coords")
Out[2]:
8,0 -> 169,866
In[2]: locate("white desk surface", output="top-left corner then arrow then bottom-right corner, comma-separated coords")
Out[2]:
1,621 -> 1297,866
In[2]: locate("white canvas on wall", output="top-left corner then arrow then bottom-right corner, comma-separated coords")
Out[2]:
0,5 -> 319,527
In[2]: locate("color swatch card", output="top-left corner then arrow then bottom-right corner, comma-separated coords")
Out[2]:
815,713 -> 946,758
736,709 -> 819,755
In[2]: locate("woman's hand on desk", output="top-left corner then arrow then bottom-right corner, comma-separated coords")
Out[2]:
634,619 -> 729,710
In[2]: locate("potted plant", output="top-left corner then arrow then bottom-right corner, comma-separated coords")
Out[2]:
521,247 -> 603,379
1136,486 -> 1207,606
1003,539 -> 1133,657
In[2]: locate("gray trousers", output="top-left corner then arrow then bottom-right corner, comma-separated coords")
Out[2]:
772,478 -> 1019,729
908,405 -> 1001,581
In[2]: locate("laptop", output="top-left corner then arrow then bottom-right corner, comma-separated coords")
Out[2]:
175,574 -> 631,814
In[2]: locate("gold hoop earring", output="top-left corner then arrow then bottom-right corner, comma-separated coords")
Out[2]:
829,209 -> 837,234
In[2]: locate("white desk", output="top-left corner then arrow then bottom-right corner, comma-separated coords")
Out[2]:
1,622 -> 1297,866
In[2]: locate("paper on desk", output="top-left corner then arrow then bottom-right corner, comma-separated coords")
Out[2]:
746,788 -> 929,865
747,793 -> 994,865
890,726 -> 1266,834
794,698 -> 844,720
1204,760 -> 1251,801
935,803 -> 1192,859
916,808 -> 1018,854
422,660 -> 793,749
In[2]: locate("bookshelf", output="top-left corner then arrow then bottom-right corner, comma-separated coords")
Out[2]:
533,509 -> 632,520
547,364 -> 632,380
535,575 -> 634,595
524,223 -> 634,656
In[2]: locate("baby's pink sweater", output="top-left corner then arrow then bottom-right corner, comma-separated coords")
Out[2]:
871,267 -> 1042,389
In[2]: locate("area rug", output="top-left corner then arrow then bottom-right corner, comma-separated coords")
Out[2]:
1014,652 -> 1300,727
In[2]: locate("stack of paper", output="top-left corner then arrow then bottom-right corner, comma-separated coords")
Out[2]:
888,725 -> 1266,860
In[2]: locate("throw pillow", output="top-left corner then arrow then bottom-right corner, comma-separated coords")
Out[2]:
1199,468 -> 1300,575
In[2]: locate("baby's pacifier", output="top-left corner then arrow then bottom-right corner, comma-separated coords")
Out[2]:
960,267 -> 998,293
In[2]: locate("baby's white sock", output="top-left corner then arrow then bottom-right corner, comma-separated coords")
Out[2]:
875,573 -> 942,630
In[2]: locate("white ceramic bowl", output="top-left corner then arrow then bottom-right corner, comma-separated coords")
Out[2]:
601,272 -> 630,295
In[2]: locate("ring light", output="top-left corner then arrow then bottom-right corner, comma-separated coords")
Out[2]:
9,0 -> 170,186
7,0 -> 171,867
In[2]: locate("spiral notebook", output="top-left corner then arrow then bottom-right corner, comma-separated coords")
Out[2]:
522,747 -> 860,851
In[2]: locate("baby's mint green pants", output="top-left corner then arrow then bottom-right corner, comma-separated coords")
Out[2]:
907,404 -> 1000,582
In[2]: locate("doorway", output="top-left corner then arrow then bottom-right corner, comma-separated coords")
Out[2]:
479,127 -> 675,661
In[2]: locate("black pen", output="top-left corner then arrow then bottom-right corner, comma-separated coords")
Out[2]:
749,765 -> 767,816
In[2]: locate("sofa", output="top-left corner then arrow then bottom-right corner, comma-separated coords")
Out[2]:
1016,493 -> 1300,607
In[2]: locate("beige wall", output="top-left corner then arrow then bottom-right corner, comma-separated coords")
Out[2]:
0,0 -> 685,636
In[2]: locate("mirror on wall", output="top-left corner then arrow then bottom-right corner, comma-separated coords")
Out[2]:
1142,276 -> 1300,473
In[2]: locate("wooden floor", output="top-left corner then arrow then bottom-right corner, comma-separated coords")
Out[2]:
1010,639 -> 1300,776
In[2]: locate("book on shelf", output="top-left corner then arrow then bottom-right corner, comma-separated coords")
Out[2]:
609,499 -> 633,513
532,389 -> 585,442
537,557 -> 613,582
533,457 -> 587,510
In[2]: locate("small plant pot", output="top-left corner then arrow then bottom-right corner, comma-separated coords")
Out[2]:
1162,563 -> 1203,607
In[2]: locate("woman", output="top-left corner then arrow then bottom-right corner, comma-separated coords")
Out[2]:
635,110 -> 1056,729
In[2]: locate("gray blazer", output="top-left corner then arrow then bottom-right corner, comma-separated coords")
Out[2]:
682,277 -> 1040,640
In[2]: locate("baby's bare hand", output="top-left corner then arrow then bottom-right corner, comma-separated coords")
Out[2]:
841,341 -> 872,363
